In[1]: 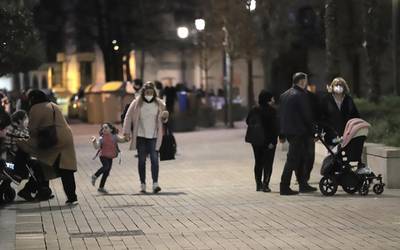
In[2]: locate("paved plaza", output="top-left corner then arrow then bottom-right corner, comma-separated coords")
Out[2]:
1,123 -> 400,250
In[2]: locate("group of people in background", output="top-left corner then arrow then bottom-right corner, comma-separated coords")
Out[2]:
246,72 -> 359,195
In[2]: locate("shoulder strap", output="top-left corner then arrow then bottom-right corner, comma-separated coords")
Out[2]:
50,103 -> 56,124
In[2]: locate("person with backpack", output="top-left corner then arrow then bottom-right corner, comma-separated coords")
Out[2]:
91,123 -> 127,193
245,90 -> 279,192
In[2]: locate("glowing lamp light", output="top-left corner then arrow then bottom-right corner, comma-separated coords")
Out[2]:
112,40 -> 117,44
247,0 -> 256,12
177,26 -> 189,39
113,45 -> 119,51
195,19 -> 205,31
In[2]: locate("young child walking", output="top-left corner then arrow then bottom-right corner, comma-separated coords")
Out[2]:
91,123 -> 126,193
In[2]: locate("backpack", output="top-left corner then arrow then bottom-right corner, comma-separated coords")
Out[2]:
245,109 -> 265,146
93,135 -> 122,163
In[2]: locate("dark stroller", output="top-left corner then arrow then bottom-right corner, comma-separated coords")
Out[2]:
318,118 -> 385,196
0,161 -> 18,203
0,134 -> 41,204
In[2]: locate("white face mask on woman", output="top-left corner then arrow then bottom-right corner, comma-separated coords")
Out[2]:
144,95 -> 154,102
23,118 -> 29,128
333,85 -> 344,94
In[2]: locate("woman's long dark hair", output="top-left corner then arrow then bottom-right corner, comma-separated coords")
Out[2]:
28,89 -> 50,109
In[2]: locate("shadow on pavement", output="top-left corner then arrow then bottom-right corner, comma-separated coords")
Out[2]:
7,204 -> 77,213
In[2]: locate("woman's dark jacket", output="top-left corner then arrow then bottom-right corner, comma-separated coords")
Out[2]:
246,105 -> 279,146
319,93 -> 360,145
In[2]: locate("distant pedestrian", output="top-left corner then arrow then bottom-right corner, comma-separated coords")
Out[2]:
123,81 -> 169,193
245,90 -> 278,192
164,81 -> 176,114
320,77 -> 360,146
279,72 -> 317,195
91,123 -> 127,193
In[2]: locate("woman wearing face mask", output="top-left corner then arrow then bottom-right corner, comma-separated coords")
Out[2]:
320,77 -> 360,146
123,81 -> 169,193
245,90 -> 279,192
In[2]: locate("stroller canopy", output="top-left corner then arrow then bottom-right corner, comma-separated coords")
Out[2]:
341,118 -> 371,148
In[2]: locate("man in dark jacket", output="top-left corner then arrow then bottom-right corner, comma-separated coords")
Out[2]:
279,72 -> 317,195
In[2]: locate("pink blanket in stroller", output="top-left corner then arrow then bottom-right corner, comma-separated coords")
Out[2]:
341,118 -> 371,148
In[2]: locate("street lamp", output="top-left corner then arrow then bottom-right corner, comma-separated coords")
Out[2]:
177,26 -> 189,83
177,26 -> 189,39
246,0 -> 256,12
195,19 -> 206,31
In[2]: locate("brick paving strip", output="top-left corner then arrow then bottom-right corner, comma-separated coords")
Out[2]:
1,123 -> 400,250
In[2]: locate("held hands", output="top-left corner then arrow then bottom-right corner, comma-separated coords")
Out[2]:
124,134 -> 131,142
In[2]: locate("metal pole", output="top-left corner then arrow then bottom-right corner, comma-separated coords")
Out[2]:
393,0 -> 398,95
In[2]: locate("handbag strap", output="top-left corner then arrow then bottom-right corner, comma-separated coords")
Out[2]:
50,103 -> 56,125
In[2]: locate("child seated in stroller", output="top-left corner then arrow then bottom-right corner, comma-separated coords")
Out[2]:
0,110 -> 51,201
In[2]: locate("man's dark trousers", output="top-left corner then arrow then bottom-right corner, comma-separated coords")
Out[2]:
295,137 -> 315,183
281,135 -> 307,187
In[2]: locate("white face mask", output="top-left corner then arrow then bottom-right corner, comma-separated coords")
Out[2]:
333,85 -> 344,94
144,95 -> 154,102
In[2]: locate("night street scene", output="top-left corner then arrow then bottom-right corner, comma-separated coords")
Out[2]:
1,0 -> 400,249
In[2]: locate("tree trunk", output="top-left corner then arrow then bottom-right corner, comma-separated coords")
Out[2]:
325,0 -> 340,81
247,58 -> 255,108
363,0 -> 381,102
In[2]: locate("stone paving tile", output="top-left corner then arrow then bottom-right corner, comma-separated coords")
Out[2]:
1,124 -> 400,249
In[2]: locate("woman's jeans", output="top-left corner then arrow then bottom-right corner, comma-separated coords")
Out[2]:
94,157 -> 113,188
136,137 -> 159,184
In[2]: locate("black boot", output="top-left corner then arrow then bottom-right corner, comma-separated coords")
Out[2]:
299,183 -> 317,193
17,189 -> 34,201
262,183 -> 271,192
280,183 -> 299,195
256,182 -> 262,191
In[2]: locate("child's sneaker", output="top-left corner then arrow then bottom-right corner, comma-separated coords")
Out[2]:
140,183 -> 146,193
153,183 -> 161,194
97,187 -> 108,193
91,175 -> 97,186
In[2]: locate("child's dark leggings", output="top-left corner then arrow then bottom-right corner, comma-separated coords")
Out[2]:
94,157 -> 113,188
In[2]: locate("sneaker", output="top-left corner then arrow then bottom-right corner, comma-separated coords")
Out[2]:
140,183 -> 146,193
65,197 -> 78,205
97,187 -> 108,193
299,184 -> 317,193
153,183 -> 161,194
91,175 -> 97,186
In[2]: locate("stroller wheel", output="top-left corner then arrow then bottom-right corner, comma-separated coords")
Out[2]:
373,184 -> 384,195
359,181 -> 370,196
319,176 -> 338,196
342,186 -> 358,194
2,187 -> 16,203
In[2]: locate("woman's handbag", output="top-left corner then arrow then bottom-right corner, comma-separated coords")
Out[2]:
37,104 -> 58,149
159,124 -> 177,161
245,110 -> 265,146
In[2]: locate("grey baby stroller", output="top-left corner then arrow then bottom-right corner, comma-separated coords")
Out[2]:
318,118 -> 385,196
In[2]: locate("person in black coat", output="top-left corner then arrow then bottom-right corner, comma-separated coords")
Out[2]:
320,77 -> 360,146
279,72 -> 317,195
246,90 -> 278,192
